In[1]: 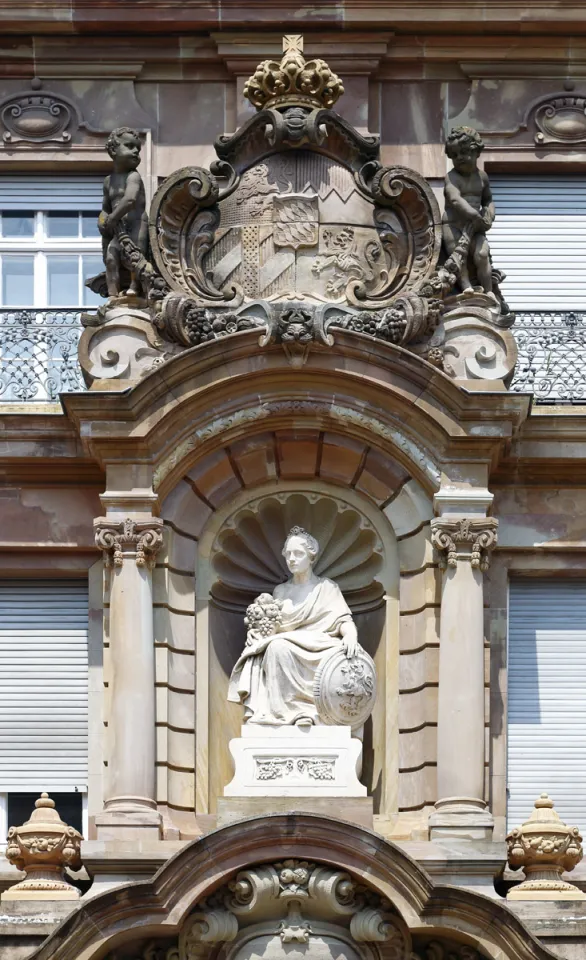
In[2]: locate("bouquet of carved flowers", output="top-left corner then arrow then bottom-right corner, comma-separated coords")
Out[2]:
244,593 -> 283,649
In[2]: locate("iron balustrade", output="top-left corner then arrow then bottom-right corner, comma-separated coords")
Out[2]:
1,307 -> 586,404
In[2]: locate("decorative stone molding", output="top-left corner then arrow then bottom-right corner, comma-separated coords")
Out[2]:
430,517 -> 498,572
506,793 -> 586,901
0,78 -> 96,145
2,794 -> 82,901
534,95 -> 586,145
167,859 -> 411,960
94,517 -> 164,568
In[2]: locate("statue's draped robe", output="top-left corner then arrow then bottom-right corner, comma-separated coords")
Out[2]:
228,578 -> 352,725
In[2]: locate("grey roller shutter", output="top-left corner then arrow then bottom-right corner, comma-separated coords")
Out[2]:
507,579 -> 586,832
0,580 -> 88,792
490,175 -> 586,311
0,175 -> 103,211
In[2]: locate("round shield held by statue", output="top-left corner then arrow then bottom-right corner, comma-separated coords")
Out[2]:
314,648 -> 377,727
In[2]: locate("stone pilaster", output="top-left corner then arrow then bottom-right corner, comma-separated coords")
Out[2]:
94,516 -> 164,839
428,515 -> 498,841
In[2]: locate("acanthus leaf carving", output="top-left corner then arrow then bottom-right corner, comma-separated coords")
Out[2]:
94,517 -> 164,568
430,517 -> 498,572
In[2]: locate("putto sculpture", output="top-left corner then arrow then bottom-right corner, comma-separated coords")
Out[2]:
442,126 -> 495,298
80,35 -> 517,387
228,527 -> 375,728
89,126 -> 148,298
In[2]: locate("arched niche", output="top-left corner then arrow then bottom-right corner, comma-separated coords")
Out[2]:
195,481 -> 399,818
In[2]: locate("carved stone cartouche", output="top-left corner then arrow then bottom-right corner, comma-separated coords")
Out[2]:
80,38 -> 517,387
2,793 -> 82,901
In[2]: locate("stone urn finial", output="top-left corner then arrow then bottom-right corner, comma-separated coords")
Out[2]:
506,793 -> 586,900
1,793 -> 82,901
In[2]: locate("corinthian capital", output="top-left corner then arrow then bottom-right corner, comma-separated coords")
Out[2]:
94,517 -> 164,568
431,516 -> 498,572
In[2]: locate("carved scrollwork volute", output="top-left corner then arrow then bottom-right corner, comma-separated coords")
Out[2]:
349,164 -> 442,309
149,167 -> 243,306
226,864 -> 281,915
178,908 -> 238,960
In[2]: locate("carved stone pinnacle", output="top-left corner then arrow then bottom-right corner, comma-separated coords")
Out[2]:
94,517 -> 164,568
430,516 -> 498,572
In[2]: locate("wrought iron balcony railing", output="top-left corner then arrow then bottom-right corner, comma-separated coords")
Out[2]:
509,311 -> 586,403
1,307 -> 586,405
0,308 -> 92,403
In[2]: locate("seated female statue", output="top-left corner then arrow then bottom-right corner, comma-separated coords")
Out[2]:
227,526 -> 360,726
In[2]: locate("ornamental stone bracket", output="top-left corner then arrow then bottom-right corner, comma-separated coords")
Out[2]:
94,517 -> 164,568
430,517 -> 498,572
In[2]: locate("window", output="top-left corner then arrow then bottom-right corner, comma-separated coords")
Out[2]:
0,580 -> 89,838
490,175 -> 586,311
0,176 -> 103,309
507,579 -> 586,832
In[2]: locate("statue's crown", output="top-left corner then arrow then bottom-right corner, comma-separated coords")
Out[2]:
243,35 -> 344,112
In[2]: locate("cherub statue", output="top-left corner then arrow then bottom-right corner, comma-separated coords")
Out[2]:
442,126 -> 496,299
99,126 -> 148,297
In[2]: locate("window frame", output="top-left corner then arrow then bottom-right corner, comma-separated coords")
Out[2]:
0,209 -> 102,309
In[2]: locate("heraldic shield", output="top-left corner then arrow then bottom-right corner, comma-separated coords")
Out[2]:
202,154 -> 402,304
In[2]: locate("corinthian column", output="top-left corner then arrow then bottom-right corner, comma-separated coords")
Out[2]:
94,517 -> 164,839
428,515 -> 498,840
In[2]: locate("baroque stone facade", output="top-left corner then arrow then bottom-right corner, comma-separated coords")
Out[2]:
1,6 -> 586,960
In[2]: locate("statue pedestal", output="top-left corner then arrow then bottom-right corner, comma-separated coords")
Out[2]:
224,724 -> 366,798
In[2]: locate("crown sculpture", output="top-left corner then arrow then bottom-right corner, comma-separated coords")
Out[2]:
80,36 -> 517,386
243,35 -> 344,110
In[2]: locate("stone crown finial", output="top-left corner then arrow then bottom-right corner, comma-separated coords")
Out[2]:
243,35 -> 344,111
2,792 -> 82,902
506,793 -> 585,901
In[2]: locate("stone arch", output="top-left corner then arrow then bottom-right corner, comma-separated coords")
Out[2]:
27,815 -> 558,960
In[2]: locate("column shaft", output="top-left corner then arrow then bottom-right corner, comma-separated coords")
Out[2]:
429,515 -> 497,840
94,516 -> 163,839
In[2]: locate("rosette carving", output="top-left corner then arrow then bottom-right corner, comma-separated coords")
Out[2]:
94,517 -> 164,568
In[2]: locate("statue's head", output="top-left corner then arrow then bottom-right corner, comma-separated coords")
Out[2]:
282,526 -> 319,575
445,125 -> 484,175
106,126 -> 142,171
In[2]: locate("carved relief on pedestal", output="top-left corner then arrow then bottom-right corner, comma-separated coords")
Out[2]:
94,517 -> 164,568
431,517 -> 498,572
